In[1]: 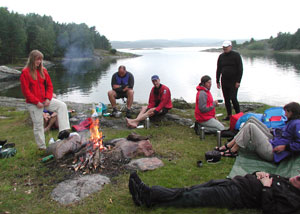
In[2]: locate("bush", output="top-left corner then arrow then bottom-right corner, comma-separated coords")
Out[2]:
109,49 -> 117,55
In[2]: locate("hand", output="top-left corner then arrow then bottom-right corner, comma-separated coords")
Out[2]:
217,83 -> 220,89
53,93 -> 57,98
44,99 -> 50,107
235,82 -> 240,88
256,171 -> 270,179
123,86 -> 128,92
37,102 -> 44,108
147,108 -> 156,117
273,145 -> 286,153
214,100 -> 219,107
259,175 -> 273,187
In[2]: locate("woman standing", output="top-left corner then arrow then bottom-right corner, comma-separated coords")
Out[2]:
20,50 -> 70,150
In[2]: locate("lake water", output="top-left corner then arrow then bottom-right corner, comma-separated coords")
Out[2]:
1,47 -> 300,106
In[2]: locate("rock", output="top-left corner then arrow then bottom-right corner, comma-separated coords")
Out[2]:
164,113 -> 194,126
125,157 -> 164,171
172,98 -> 192,109
115,139 -> 154,159
240,103 -> 264,112
0,66 -> 21,82
51,174 -> 110,205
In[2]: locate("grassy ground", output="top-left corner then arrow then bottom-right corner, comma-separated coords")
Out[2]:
0,104 -> 269,214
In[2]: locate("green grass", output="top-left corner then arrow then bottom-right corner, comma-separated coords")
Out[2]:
0,105 -> 265,214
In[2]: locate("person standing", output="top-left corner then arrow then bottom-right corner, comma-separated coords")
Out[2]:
108,65 -> 134,118
20,50 -> 70,150
216,40 -> 243,121
195,75 -> 225,133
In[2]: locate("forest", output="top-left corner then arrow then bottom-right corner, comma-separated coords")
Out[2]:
0,7 -> 111,64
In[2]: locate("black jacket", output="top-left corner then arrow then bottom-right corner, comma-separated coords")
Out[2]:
216,50 -> 243,87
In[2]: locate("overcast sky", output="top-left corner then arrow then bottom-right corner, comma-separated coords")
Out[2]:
1,0 -> 300,41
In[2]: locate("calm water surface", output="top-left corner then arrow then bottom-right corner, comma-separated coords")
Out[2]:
1,47 -> 300,106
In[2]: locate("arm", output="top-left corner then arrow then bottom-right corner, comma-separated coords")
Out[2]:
285,122 -> 300,151
111,73 -> 122,91
216,56 -> 222,85
20,72 -> 40,105
44,70 -> 53,101
147,88 -> 156,109
127,72 -> 134,89
155,87 -> 171,112
198,91 -> 215,113
235,53 -> 243,84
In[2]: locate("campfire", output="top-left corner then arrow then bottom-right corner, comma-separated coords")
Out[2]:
72,118 -> 108,173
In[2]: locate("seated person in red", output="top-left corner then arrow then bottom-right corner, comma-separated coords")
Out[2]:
126,75 -> 172,128
195,75 -> 225,133
108,65 -> 134,118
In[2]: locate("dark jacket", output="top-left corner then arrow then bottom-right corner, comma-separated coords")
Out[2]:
270,119 -> 300,163
216,50 -> 243,87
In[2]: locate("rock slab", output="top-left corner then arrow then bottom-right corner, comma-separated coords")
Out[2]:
126,157 -> 164,171
51,174 -> 110,205
115,139 -> 154,159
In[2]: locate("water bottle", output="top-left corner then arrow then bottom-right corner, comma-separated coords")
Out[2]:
200,127 -> 205,140
91,103 -> 98,117
217,131 -> 222,147
96,103 -> 103,116
145,117 -> 150,129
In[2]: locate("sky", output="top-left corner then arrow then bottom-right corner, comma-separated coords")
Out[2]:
1,0 -> 300,41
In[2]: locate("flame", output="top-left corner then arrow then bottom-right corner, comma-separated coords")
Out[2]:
89,118 -> 104,151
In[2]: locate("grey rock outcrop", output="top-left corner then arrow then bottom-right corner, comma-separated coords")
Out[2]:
51,174 -> 110,205
0,66 -> 21,82
126,157 -> 164,171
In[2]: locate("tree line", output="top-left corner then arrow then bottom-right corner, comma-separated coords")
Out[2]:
231,28 -> 300,51
0,7 -> 111,64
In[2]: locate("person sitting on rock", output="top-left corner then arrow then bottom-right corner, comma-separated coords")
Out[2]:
20,50 -> 70,150
126,75 -> 172,128
216,102 -> 300,159
108,65 -> 134,118
43,110 -> 58,132
195,75 -> 225,133
129,171 -> 300,214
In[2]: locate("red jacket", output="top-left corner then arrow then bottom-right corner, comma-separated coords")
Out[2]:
20,67 -> 53,105
147,84 -> 172,112
195,85 -> 215,122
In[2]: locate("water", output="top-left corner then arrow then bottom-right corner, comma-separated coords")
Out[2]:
1,47 -> 300,106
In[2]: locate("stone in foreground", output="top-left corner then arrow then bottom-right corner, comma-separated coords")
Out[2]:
51,174 -> 110,205
126,157 -> 164,171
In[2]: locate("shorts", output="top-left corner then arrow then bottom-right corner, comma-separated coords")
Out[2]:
115,91 -> 128,99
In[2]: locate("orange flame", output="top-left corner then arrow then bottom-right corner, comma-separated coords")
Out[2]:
89,118 -> 104,151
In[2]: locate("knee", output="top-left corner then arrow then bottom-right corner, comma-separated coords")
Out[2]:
108,90 -> 116,98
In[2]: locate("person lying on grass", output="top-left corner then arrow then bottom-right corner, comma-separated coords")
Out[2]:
215,102 -> 300,161
128,171 -> 300,214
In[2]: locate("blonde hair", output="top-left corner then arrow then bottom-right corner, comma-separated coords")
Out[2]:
25,50 -> 45,80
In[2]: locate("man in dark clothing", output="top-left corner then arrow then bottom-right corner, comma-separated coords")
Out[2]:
216,40 -> 243,121
129,171 -> 300,214
126,75 -> 172,128
108,65 -> 134,118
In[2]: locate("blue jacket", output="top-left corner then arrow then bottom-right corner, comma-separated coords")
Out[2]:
271,119 -> 300,163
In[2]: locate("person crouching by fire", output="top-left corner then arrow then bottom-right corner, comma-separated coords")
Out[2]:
20,50 -> 71,150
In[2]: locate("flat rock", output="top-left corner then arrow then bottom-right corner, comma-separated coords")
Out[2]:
51,174 -> 110,205
126,157 -> 164,171
115,139 -> 154,159
164,113 -> 194,126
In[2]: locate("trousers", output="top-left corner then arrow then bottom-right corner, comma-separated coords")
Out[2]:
150,180 -> 244,209
234,117 -> 274,161
198,118 -> 225,133
222,85 -> 240,116
27,98 -> 70,149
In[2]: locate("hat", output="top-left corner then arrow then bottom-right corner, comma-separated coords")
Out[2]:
200,75 -> 211,85
222,40 -> 232,47
151,75 -> 159,81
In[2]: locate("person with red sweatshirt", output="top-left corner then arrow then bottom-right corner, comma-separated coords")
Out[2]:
195,75 -> 225,133
20,50 -> 70,150
126,75 -> 172,128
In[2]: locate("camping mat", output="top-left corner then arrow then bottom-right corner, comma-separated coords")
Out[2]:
228,149 -> 300,178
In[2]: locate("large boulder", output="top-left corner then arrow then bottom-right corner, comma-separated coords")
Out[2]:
115,139 -> 154,159
0,66 -> 21,82
51,174 -> 110,205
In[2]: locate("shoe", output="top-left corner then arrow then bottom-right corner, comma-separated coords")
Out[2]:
214,143 -> 230,152
130,172 -> 142,185
129,178 -> 143,206
0,140 -> 7,146
57,130 -> 70,140
126,109 -> 132,119
128,173 -> 152,207
3,143 -> 15,149
111,108 -> 118,117
222,116 -> 230,121
221,149 -> 238,158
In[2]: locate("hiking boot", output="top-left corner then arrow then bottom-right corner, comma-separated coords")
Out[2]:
0,140 -> 7,146
57,130 -> 70,140
222,116 -> 230,121
130,172 -> 142,185
126,109 -> 132,118
111,108 -> 118,117
129,178 -> 143,206
3,143 -> 15,149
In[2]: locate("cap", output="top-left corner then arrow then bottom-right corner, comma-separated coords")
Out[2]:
151,75 -> 159,81
222,40 -> 232,47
